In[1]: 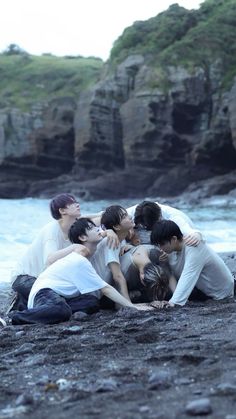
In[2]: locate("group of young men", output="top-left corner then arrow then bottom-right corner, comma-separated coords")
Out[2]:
1,193 -> 234,326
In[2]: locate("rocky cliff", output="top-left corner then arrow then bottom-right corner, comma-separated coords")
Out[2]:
1,0 -> 236,200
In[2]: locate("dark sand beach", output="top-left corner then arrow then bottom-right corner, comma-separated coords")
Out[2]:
0,253 -> 235,418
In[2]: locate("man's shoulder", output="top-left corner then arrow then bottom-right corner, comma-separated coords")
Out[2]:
39,220 -> 58,234
97,237 -> 120,253
61,252 -> 91,269
184,241 -> 209,258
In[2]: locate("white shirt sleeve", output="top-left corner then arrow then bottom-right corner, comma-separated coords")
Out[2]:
160,204 -> 199,236
104,246 -> 121,266
170,246 -> 205,306
76,257 -> 108,293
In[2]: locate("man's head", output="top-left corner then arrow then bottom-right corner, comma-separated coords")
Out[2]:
151,220 -> 183,253
134,201 -> 162,230
50,193 -> 80,220
68,218 -> 102,245
142,262 -> 169,300
101,205 -> 134,233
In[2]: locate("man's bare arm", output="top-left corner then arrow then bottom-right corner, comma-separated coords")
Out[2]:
102,285 -> 153,311
46,244 -> 89,267
108,262 -> 131,301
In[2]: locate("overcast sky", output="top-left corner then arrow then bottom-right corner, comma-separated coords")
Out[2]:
0,0 -> 202,60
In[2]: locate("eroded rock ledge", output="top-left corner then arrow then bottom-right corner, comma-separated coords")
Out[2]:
1,57 -> 236,200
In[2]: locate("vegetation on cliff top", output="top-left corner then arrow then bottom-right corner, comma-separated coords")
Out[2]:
1,0 -> 236,112
0,46 -> 103,110
110,0 -> 236,89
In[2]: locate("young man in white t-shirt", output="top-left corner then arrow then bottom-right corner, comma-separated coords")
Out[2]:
150,220 -> 234,307
9,194 -> 118,312
10,218 -> 149,325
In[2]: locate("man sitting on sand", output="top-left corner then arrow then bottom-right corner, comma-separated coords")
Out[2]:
10,218 -> 150,325
9,193 -> 118,312
150,220 -> 234,307
91,205 -> 175,303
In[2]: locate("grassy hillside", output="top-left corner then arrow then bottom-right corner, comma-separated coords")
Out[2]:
1,0 -> 235,112
0,52 -> 103,111
110,0 -> 236,89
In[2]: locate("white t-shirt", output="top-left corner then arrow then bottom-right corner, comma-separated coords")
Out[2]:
12,220 -> 70,283
90,237 -> 121,284
127,202 -> 197,236
28,252 -> 107,308
168,242 -> 234,306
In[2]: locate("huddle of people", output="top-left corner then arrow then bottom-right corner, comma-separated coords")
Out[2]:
3,193 -> 234,326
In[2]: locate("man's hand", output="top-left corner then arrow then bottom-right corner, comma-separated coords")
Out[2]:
126,228 -> 140,246
120,245 -> 133,256
184,232 -> 202,247
159,250 -> 168,261
105,229 -> 120,249
150,300 -> 175,309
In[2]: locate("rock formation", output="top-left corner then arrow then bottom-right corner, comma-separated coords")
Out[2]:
1,1 -> 236,200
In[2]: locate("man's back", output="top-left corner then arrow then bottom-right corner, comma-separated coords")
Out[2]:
12,220 -> 69,282
169,242 -> 234,306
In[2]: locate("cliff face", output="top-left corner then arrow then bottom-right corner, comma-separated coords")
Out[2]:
0,99 -> 76,197
71,56 -> 236,199
0,55 -> 236,199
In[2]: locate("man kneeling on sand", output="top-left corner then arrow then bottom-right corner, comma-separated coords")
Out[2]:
10,218 -> 150,325
150,220 -> 234,308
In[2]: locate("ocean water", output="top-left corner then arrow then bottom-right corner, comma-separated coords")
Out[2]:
1,196 -> 236,291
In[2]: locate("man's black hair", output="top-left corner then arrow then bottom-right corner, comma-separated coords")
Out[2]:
134,201 -> 162,230
151,220 -> 183,245
68,218 -> 96,244
101,205 -> 128,232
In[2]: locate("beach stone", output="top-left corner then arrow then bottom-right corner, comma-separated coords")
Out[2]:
15,394 -> 35,406
139,405 -> 150,413
174,377 -> 194,385
185,398 -> 212,415
60,325 -> 83,335
214,383 -> 236,395
94,378 -> 118,392
72,311 -> 88,321
56,378 -> 72,391
148,370 -> 172,390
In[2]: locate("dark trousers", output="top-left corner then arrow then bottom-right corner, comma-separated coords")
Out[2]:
12,275 -> 36,311
10,288 -> 100,325
12,275 -> 100,314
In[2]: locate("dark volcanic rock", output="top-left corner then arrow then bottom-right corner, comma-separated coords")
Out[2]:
1,58 -> 236,199
185,398 -> 212,415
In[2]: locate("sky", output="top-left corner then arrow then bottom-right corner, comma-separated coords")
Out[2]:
0,0 -> 203,61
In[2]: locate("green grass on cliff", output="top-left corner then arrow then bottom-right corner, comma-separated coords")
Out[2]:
0,53 -> 103,110
109,0 -> 236,90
